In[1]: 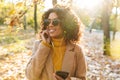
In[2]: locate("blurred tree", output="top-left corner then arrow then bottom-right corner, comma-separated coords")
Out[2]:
52,0 -> 57,6
33,0 -> 38,33
112,0 -> 119,40
0,0 -> 3,2
4,1 -> 28,27
101,0 -> 112,56
67,0 -> 73,7
23,0 -> 27,30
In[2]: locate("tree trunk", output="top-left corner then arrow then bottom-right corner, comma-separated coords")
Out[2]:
23,0 -> 27,30
23,14 -> 27,30
52,0 -> 57,6
68,0 -> 73,7
113,0 -> 119,40
101,0 -> 111,56
34,2 -> 38,33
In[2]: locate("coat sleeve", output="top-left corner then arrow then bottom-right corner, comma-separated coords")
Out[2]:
25,40 -> 51,80
75,45 -> 87,80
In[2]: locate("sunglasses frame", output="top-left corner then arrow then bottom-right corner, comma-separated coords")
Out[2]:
44,18 -> 61,26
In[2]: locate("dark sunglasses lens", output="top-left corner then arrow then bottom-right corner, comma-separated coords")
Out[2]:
44,19 -> 50,26
52,19 -> 60,26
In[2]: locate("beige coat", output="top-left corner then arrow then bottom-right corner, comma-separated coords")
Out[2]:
25,40 -> 87,80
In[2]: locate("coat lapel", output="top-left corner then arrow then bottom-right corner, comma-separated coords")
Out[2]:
62,43 -> 75,73
45,52 -> 55,79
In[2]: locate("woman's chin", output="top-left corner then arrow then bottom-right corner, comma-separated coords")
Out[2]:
50,35 -> 58,38
50,35 -> 56,38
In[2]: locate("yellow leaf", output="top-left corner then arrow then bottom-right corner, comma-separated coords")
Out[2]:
16,2 -> 23,7
9,9 -> 16,15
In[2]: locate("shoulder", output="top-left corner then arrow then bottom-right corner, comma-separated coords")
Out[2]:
67,42 -> 83,52
32,40 -> 42,50
73,43 -> 85,57
68,42 -> 84,53
33,40 -> 42,47
34,40 -> 41,45
32,40 -> 42,54
74,44 -> 83,52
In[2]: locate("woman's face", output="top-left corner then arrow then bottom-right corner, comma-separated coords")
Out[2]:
47,12 -> 63,39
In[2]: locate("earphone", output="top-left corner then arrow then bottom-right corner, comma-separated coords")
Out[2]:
64,31 -> 67,34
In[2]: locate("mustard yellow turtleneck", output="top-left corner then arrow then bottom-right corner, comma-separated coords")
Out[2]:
51,38 -> 66,71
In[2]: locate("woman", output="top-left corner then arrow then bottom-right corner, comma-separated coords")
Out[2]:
25,5 -> 87,80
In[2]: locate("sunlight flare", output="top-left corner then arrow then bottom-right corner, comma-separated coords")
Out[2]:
74,0 -> 102,10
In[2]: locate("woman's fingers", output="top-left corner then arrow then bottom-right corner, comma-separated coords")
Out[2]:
41,30 -> 51,44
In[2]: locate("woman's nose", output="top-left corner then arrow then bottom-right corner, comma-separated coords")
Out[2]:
48,21 -> 53,26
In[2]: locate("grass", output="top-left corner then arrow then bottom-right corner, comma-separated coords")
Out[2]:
0,25 -> 35,55
111,39 -> 120,59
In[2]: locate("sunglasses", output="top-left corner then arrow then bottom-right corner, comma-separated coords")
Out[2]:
44,18 -> 61,26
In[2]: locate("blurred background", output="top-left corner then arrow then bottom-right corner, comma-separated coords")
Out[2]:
0,0 -> 120,80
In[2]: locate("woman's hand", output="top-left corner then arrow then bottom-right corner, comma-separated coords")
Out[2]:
53,73 -> 71,80
40,30 -> 51,44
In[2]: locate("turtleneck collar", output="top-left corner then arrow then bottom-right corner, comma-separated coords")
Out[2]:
51,38 -> 66,47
